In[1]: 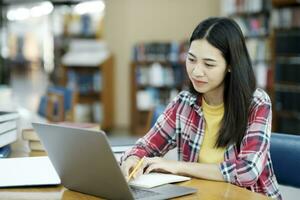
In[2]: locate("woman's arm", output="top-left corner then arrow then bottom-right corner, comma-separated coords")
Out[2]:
144,157 -> 224,181
177,162 -> 224,181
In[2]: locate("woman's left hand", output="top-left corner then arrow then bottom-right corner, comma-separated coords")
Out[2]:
144,157 -> 181,174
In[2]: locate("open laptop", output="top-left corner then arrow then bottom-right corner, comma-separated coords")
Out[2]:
32,122 -> 197,200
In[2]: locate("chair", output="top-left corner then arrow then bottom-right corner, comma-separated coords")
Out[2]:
38,86 -> 77,122
270,133 -> 300,188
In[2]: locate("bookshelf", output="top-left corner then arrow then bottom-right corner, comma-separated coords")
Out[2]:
271,0 -> 300,134
49,1 -> 112,129
222,0 -> 272,91
131,42 -> 188,135
50,1 -> 105,85
61,55 -> 114,131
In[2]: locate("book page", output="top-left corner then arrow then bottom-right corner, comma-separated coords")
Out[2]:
129,172 -> 191,188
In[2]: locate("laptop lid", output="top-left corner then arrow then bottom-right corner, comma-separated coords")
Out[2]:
32,122 -> 134,200
32,122 -> 197,200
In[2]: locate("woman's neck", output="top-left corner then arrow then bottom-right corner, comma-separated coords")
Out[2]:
203,86 -> 224,106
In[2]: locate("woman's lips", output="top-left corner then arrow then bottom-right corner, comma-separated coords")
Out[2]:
192,78 -> 207,84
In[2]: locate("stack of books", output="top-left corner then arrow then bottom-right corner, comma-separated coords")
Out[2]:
22,122 -> 100,156
0,111 -> 19,158
22,129 -> 45,153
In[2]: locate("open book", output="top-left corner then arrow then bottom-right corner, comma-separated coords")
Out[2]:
129,173 -> 191,188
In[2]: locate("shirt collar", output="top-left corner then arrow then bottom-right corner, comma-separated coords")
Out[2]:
188,93 -> 203,117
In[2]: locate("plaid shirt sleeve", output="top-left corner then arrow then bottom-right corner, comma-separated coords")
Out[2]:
121,95 -> 180,162
220,93 -> 272,187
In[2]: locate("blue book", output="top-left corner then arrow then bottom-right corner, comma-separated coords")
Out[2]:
0,145 -> 11,158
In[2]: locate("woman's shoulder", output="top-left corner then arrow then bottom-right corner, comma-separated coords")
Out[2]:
251,88 -> 271,107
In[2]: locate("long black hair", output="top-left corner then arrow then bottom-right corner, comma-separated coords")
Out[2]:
189,17 -> 256,150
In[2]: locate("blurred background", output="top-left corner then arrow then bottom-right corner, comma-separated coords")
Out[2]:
0,0 -> 299,153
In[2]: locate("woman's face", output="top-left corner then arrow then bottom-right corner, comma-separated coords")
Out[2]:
186,39 -> 228,98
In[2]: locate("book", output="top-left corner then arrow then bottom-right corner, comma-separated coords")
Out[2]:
0,112 -> 19,123
22,129 -> 40,141
29,141 -> 45,151
0,129 -> 17,148
29,151 -> 47,157
129,173 -> 191,189
0,156 -> 60,187
0,145 -> 11,158
0,120 -> 17,135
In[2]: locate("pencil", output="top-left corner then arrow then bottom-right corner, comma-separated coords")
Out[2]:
127,156 -> 145,182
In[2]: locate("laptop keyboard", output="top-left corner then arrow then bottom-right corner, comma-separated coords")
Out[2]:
130,187 -> 160,199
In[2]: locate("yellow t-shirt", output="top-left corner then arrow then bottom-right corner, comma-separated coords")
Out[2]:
198,98 -> 226,164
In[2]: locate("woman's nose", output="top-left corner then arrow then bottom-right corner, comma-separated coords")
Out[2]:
192,65 -> 205,77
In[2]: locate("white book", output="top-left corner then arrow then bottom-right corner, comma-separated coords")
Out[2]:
29,141 -> 45,151
0,129 -> 17,148
0,156 -> 60,187
129,173 -> 191,189
22,129 -> 40,141
0,120 -> 17,135
0,112 -> 19,123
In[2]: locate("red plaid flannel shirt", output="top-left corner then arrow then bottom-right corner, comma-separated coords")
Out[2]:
123,88 -> 281,199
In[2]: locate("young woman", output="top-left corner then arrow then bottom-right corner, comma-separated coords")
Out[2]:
121,17 -> 282,199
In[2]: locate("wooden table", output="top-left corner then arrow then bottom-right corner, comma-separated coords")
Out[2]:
0,178 -> 272,200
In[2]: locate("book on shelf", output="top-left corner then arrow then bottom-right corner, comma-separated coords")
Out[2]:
272,7 -> 300,29
0,111 -> 19,123
221,0 -> 268,16
62,39 -> 110,67
67,71 -> 103,94
29,141 -> 45,151
92,102 -> 103,123
275,30 -> 300,55
136,89 -> 179,111
275,61 -> 300,84
254,62 -> 268,89
0,120 -> 17,135
0,129 -> 17,148
0,145 -> 11,158
233,16 -> 269,37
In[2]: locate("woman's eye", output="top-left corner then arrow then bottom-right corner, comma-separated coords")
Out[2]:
205,63 -> 215,67
188,57 -> 195,62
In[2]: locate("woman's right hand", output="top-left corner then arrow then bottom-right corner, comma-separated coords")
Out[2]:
121,156 -> 145,181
